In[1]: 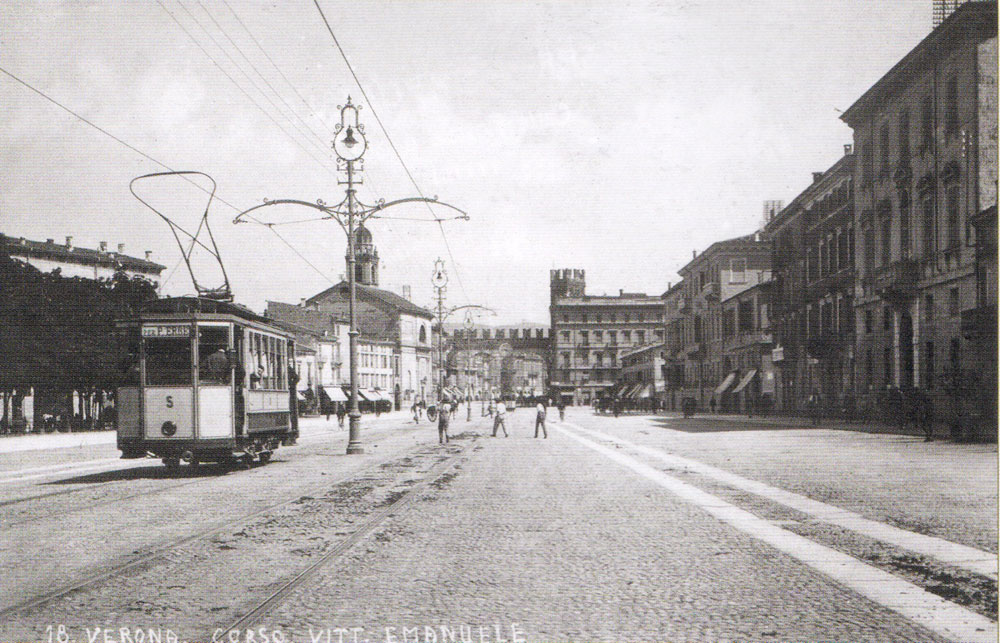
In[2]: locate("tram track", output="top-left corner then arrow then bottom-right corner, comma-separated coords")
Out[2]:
215,443 -> 469,638
0,423 -> 413,528
0,424 -> 454,620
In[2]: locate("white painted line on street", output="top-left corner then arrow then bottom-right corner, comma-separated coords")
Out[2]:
0,457 -> 122,478
554,423 -> 998,643
562,421 -> 999,580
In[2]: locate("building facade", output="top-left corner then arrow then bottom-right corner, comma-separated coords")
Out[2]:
5,235 -> 164,285
618,341 -> 666,408
661,282 -> 687,411
766,150 -> 857,413
304,225 -> 436,407
448,323 -> 550,399
676,234 -> 772,409
718,280 -> 774,413
549,269 -> 665,405
840,1 -> 996,437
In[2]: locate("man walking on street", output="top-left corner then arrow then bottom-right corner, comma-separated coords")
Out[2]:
438,399 -> 451,444
534,400 -> 548,438
492,399 -> 508,437
557,398 -> 566,422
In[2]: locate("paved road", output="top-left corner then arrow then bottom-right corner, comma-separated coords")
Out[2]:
0,408 -> 994,642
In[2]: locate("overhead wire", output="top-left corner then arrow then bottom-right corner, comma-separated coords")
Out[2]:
214,0 -> 423,287
192,0 -> 338,166
311,0 -> 472,306
157,0 -> 341,179
0,65 -> 338,288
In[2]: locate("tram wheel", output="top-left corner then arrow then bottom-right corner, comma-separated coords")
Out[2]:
163,457 -> 180,470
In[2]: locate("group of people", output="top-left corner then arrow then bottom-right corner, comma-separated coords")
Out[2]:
432,396 -> 566,444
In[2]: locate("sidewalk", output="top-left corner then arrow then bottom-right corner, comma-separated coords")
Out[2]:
0,409 -> 414,454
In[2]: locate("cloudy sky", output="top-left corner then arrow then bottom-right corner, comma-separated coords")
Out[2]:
3,0 -> 932,323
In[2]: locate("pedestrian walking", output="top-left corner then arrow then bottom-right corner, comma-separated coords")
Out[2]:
557,398 -> 566,422
438,399 -> 451,444
807,390 -> 821,426
412,401 -> 420,424
492,400 -> 509,437
709,397 -> 717,414
918,390 -> 934,441
534,401 -> 547,438
336,404 -> 346,429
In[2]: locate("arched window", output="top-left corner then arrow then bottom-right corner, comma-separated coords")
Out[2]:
419,325 -> 427,343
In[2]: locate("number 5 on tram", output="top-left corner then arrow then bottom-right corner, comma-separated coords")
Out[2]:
115,297 -> 299,469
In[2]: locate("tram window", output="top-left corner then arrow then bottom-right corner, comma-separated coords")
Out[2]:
198,326 -> 230,385
119,326 -> 141,386
144,337 -> 192,386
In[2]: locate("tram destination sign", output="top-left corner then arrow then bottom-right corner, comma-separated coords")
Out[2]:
142,325 -> 191,338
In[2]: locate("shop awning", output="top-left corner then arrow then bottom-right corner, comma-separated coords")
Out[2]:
323,386 -> 348,402
624,384 -> 641,399
714,371 -> 737,395
296,391 -> 306,401
638,384 -> 652,399
732,369 -> 758,394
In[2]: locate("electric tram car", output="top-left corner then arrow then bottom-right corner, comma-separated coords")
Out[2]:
115,296 -> 299,468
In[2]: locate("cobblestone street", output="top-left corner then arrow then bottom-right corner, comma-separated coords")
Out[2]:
0,409 -> 995,643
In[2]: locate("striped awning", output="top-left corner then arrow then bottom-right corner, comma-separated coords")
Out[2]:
637,384 -> 653,399
732,369 -> 758,394
323,386 -> 348,402
714,371 -> 737,395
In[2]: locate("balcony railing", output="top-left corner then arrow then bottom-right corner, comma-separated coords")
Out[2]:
872,258 -> 920,304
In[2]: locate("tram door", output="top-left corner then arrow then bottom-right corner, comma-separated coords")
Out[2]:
196,323 -> 233,439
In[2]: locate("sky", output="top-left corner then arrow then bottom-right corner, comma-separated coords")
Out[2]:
2,0 -> 935,324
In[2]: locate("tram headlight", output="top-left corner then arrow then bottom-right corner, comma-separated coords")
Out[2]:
161,421 -> 177,437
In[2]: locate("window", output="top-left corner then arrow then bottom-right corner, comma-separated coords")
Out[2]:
926,341 -> 935,389
818,241 -> 826,278
921,94 -> 934,150
925,294 -> 934,323
945,184 -> 960,249
637,331 -> 645,344
883,306 -> 892,331
921,193 -> 935,257
950,337 -> 961,373
879,123 -> 891,176
880,213 -> 891,267
730,258 -> 746,283
898,191 -> 911,258
560,331 -> 570,343
806,247 -> 816,282
838,230 -> 849,271
738,300 -> 754,332
145,334 -> 193,386
840,297 -> 852,335
562,314 -> 568,322
419,325 -> 427,343
945,76 -> 959,137
949,287 -> 960,317
594,330 -> 602,343
608,330 -> 617,345
861,142 -> 872,185
898,109 -> 910,160
863,219 -> 875,276
198,326 -> 230,385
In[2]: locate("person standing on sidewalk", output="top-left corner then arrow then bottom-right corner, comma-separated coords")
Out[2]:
492,400 -> 509,437
534,400 -> 548,438
438,399 -> 451,444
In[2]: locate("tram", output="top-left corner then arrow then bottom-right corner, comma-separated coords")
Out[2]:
116,296 -> 299,468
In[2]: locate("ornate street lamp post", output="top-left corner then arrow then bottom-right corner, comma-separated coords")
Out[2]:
235,97 -> 466,455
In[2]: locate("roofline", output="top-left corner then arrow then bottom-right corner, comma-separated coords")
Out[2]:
677,233 -> 768,276
840,2 -> 997,125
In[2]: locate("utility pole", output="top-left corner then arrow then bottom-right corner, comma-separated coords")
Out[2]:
235,97 -> 467,455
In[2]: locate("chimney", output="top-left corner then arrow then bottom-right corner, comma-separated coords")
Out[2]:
117,243 -> 125,253
812,172 -> 824,183
65,236 -> 73,249
402,285 -> 412,301
692,250 -> 697,259
844,143 -> 853,155
144,250 -> 152,260
99,241 -> 108,252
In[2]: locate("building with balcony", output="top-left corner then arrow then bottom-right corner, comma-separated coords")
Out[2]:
661,282 -> 686,411
675,234 -> 771,408
765,148 -> 856,413
549,269 -> 664,405
717,280 -> 774,414
617,342 -> 666,409
840,1 -> 996,429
